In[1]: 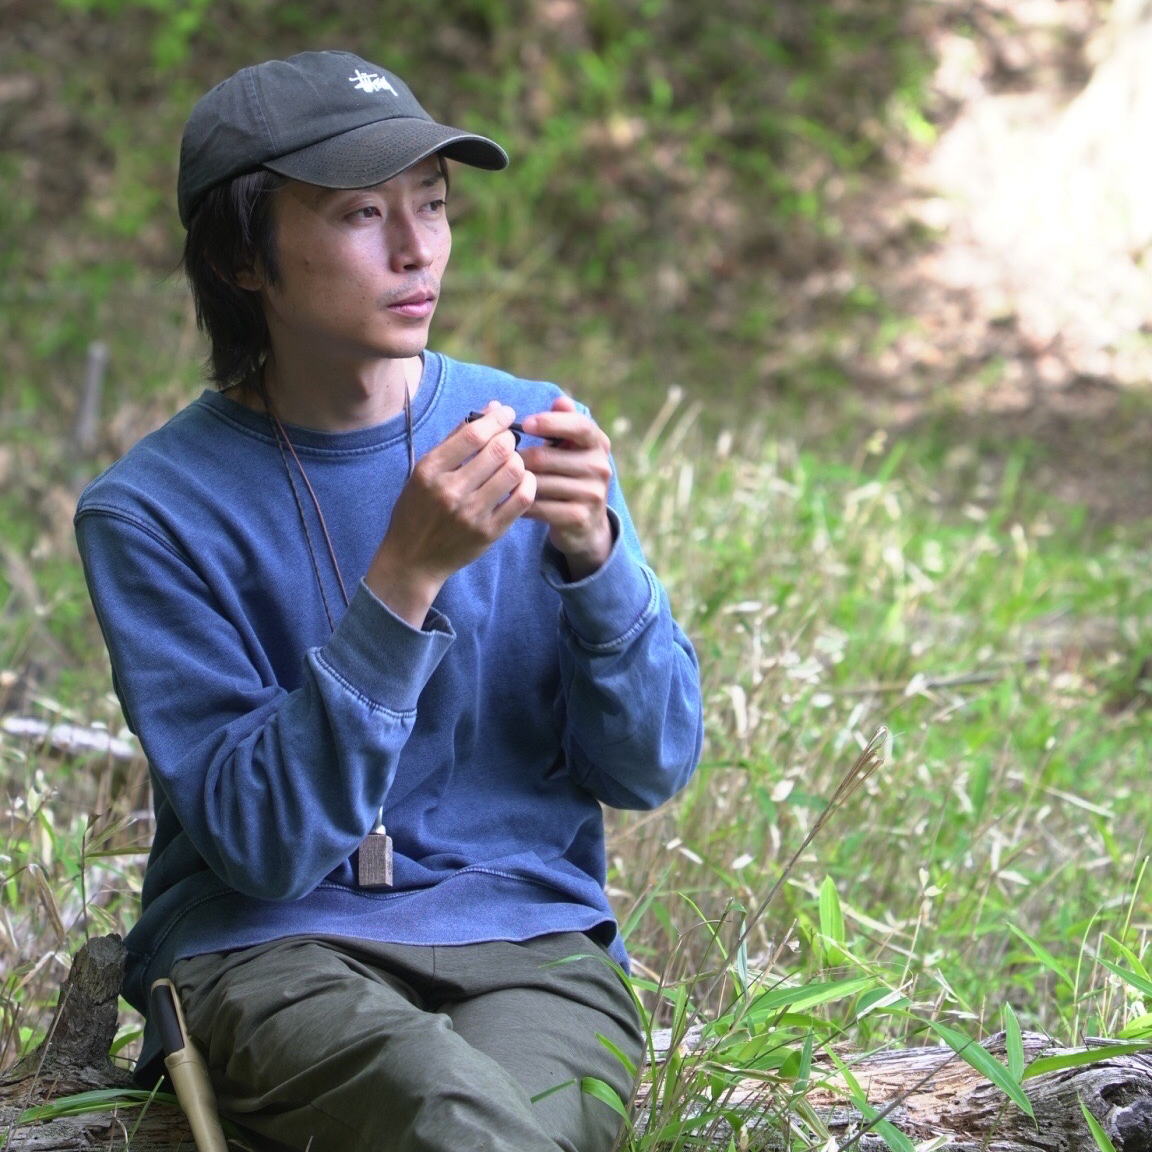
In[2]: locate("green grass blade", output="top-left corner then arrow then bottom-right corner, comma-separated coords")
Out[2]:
580,1076 -> 632,1119
1003,1003 -> 1025,1081
531,1078 -> 576,1104
18,1088 -> 178,1123
597,1031 -> 638,1078
1005,924 -> 1076,992
1023,1041 -> 1151,1081
745,975 -> 878,1019
829,1061 -> 917,1152
866,1113 -> 918,1152
926,1021 -> 1034,1119
1095,956 -> 1152,1000
1080,1100 -> 1119,1151
820,875 -> 846,954
1117,1013 -> 1152,1040
1101,934 -> 1151,983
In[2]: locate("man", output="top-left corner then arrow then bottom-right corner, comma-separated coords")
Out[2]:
75,50 -> 702,1152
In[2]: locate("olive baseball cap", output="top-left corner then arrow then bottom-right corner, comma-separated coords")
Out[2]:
177,50 -> 509,228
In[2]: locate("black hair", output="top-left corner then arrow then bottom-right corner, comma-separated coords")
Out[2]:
182,168 -> 287,390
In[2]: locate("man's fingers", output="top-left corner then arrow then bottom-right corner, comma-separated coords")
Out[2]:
489,468 -> 537,528
434,403 -> 519,471
519,403 -> 608,454
520,443 -> 612,482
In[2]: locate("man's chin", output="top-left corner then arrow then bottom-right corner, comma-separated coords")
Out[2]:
373,336 -> 430,364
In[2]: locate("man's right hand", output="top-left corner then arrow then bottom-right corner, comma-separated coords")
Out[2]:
363,402 -> 536,627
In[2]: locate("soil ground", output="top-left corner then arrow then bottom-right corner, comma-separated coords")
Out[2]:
855,0 -> 1152,527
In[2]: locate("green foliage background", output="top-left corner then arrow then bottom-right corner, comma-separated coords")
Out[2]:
2,0 -> 931,426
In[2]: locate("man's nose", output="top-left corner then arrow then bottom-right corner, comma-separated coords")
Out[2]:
388,212 -> 434,271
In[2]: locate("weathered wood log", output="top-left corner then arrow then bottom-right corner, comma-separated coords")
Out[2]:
806,1031 -> 1152,1151
6,936 -> 1152,1150
0,1108 -> 195,1152
637,1024 -> 1152,1150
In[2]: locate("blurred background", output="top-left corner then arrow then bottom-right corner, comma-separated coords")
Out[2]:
5,0 -> 1152,520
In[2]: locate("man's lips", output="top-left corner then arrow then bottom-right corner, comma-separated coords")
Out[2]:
384,289 -> 438,319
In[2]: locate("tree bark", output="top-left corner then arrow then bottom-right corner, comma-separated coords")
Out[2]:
0,936 -> 195,1151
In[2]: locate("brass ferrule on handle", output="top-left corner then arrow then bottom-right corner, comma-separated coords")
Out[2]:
150,978 -> 229,1152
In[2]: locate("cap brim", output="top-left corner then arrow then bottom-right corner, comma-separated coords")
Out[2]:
263,118 -> 508,189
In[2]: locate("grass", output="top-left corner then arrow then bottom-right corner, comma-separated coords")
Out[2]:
2,386 -> 1151,1148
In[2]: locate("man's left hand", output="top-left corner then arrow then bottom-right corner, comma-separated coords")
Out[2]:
519,397 -> 614,581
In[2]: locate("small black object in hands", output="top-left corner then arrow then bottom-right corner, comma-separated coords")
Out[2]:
465,411 -> 563,447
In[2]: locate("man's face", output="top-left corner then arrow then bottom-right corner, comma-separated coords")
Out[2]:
254,156 -> 451,371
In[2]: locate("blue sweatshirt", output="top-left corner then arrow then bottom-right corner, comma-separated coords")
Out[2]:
75,352 -> 702,1074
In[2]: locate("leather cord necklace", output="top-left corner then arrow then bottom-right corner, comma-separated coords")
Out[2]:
261,367 -> 418,890
266,377 -> 415,632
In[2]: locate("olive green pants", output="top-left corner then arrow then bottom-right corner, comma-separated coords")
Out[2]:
172,933 -> 642,1152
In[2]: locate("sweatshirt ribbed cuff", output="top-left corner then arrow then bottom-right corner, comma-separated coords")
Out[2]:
540,509 -> 657,648
317,581 -> 454,713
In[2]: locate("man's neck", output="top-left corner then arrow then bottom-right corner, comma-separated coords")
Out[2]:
235,355 -> 424,432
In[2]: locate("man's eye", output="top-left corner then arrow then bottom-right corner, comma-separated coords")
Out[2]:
352,206 -> 380,220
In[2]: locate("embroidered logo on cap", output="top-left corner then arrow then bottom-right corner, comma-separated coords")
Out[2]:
349,69 -> 398,95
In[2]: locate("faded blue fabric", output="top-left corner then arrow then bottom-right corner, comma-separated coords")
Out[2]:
74,351 -> 702,1080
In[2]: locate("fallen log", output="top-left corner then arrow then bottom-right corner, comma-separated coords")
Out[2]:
804,1032 -> 1152,1152
637,1023 -> 1152,1150
5,936 -> 1152,1150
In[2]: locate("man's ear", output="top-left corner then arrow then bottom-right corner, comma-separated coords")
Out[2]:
232,261 -> 264,292
207,256 -> 264,292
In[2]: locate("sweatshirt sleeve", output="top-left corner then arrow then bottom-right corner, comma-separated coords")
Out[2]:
75,506 -> 452,902
540,494 -> 703,811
